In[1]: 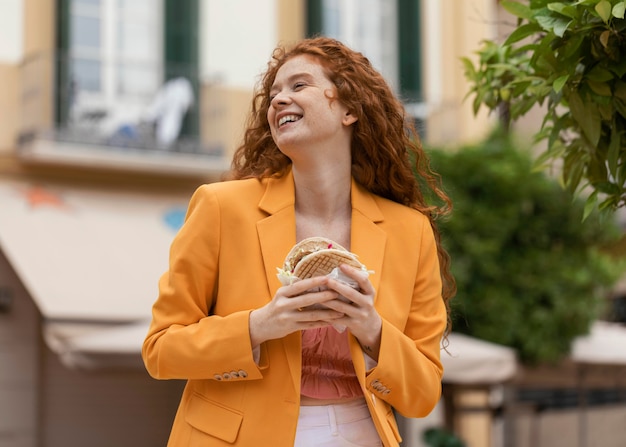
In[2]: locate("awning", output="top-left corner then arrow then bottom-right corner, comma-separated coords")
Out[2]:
43,320 -> 152,370
0,179 -> 189,322
571,320 -> 626,365
441,332 -> 518,384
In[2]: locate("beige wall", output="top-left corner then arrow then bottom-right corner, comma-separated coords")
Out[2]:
0,65 -> 19,152
201,84 -> 252,160
201,0 -> 306,159
23,0 -> 56,135
424,0 -> 497,147
23,0 -> 55,56
0,0 -> 55,154
277,0 -> 305,46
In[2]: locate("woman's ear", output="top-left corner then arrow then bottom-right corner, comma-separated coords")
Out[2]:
342,110 -> 358,126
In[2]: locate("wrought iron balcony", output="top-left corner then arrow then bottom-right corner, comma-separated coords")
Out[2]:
18,52 -> 229,178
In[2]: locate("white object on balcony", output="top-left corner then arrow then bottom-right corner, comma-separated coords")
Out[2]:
142,77 -> 195,149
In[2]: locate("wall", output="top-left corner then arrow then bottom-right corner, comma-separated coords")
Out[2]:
422,0 -> 497,147
198,0 -> 306,158
512,405 -> 626,447
0,251 -> 40,447
40,348 -> 186,447
0,0 -> 23,152
0,65 -> 19,153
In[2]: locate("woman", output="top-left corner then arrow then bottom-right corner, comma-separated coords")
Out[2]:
142,37 -> 455,447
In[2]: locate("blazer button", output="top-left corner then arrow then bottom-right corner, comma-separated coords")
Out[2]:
238,370 -> 248,378
383,389 -> 391,395
214,375 -> 223,381
230,370 -> 239,378
222,373 -> 231,380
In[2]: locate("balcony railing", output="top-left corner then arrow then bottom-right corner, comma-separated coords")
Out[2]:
18,52 -> 228,178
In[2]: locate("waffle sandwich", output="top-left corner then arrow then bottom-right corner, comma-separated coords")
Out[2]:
277,237 -> 367,285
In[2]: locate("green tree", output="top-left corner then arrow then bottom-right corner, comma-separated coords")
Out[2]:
429,130 -> 622,364
462,0 -> 626,216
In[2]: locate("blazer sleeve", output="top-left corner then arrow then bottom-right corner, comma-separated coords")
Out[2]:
364,215 -> 447,418
142,185 -> 266,381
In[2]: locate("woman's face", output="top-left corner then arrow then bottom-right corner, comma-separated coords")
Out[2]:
267,54 -> 357,158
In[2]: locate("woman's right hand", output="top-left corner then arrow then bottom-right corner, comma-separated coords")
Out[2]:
249,276 -> 345,347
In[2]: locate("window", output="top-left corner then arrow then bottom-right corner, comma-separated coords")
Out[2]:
306,0 -> 423,108
61,0 -> 163,129
55,0 -> 200,145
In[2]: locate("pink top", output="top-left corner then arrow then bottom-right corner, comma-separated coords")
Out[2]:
300,327 -> 363,400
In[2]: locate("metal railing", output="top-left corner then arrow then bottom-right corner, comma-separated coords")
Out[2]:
19,52 -> 223,158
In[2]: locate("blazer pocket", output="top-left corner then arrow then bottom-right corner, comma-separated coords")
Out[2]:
186,392 -> 244,443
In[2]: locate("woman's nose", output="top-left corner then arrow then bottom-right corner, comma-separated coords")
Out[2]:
271,90 -> 291,108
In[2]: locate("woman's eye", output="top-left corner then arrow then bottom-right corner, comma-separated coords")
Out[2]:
293,82 -> 306,90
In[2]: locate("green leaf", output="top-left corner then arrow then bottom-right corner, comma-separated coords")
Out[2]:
553,75 -> 569,93
504,23 -> 543,45
461,57 -> 477,79
563,150 -> 586,194
548,2 -> 580,19
608,126 -> 620,177
613,1 -> 626,19
595,0 -> 612,22
560,33 -> 585,60
583,191 -> 598,222
536,14 -> 570,35
554,18 -> 574,37
586,65 -> 615,82
583,191 -> 598,221
587,80 -> 612,96
501,0 -> 534,21
614,98 -> 626,119
569,90 -> 601,146
611,58 -> 626,78
614,81 -> 626,101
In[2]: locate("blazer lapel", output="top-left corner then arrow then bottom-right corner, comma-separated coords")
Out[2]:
350,179 -> 386,301
257,171 -> 297,295
256,170 -> 302,393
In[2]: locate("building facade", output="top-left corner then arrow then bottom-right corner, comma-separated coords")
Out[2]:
0,1 -> 505,446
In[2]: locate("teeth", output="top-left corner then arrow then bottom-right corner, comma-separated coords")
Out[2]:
278,115 -> 301,127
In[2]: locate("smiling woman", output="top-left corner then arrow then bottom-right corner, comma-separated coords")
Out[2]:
266,54 -> 357,163
142,37 -> 455,447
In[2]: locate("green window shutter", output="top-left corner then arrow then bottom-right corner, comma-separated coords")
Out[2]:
306,0 -> 324,37
55,0 -> 71,126
164,0 -> 199,137
397,0 -> 422,103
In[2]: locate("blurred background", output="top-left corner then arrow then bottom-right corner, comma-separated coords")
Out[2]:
0,1 -> 624,446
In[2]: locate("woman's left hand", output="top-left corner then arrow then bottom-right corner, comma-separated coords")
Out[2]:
322,264 -> 382,361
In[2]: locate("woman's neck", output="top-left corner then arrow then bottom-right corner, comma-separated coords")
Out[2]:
292,164 -> 352,246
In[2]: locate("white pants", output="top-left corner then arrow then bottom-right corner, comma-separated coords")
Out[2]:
294,399 -> 383,447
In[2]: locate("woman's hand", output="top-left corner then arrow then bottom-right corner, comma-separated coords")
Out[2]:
321,264 -> 383,361
249,276 -> 345,348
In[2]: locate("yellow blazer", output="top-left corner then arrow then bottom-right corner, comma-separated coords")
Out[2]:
142,169 -> 447,446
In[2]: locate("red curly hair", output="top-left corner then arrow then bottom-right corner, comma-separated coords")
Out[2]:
228,37 -> 455,333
